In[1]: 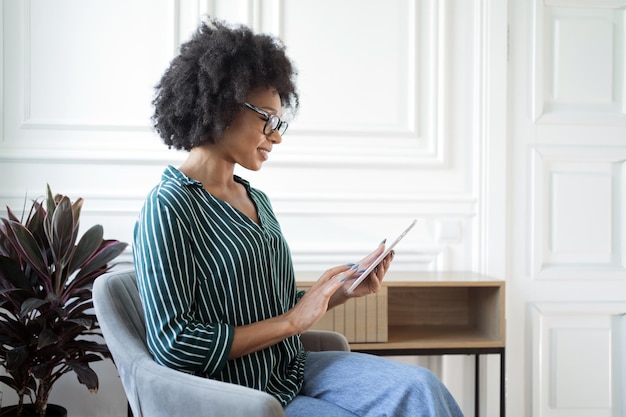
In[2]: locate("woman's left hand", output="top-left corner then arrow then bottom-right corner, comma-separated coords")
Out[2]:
329,242 -> 395,308
346,247 -> 394,298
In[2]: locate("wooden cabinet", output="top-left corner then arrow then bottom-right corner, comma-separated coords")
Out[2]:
298,271 -> 505,351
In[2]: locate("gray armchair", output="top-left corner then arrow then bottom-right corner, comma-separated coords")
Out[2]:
93,269 -> 350,417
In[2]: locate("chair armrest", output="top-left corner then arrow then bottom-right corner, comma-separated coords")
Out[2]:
301,330 -> 350,352
129,357 -> 284,417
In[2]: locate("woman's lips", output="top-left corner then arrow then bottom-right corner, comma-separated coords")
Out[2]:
258,148 -> 270,160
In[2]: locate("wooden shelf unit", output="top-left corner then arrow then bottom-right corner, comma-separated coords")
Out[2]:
298,271 -> 505,351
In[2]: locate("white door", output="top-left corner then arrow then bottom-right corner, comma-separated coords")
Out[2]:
508,1 -> 626,417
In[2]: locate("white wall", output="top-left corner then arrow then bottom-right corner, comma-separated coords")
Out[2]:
508,1 -> 626,417
0,1 -> 508,416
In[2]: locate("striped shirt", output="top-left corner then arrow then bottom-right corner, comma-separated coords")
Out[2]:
133,165 -> 306,405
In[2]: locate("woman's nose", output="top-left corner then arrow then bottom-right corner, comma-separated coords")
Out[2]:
268,131 -> 282,144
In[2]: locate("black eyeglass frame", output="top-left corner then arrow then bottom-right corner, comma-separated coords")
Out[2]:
244,102 -> 288,136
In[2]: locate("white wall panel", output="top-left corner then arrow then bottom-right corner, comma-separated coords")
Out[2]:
552,13 -> 614,103
26,2 -> 168,128
551,328 -> 611,408
531,146 -> 626,279
4,0 -> 175,148
532,1 -> 626,122
531,303 -> 626,417
549,162 -> 612,262
280,0 -> 447,166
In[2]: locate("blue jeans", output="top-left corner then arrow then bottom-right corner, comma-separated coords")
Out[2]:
284,351 -> 464,417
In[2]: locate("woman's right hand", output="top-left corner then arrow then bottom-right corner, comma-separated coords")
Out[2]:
229,265 -> 357,359
284,265 -> 358,334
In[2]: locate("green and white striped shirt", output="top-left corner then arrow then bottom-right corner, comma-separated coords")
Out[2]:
133,165 -> 306,405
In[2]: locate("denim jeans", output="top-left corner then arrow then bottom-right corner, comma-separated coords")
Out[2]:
284,351 -> 465,417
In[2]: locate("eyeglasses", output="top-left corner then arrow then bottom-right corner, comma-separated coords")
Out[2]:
244,102 -> 288,136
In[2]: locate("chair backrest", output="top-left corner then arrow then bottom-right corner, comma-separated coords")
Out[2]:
93,269 -> 149,415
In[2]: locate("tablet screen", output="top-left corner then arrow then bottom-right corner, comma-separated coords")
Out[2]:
345,219 -> 416,295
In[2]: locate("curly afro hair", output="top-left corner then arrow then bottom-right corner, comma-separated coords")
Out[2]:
152,18 -> 299,151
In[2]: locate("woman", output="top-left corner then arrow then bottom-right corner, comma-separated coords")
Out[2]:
133,18 -> 464,417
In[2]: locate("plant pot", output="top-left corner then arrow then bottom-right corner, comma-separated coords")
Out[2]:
0,404 -> 67,417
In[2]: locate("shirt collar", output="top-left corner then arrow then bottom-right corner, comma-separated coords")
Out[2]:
163,165 -> 201,186
163,165 -> 251,190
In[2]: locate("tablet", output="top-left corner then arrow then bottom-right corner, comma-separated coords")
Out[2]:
345,219 -> 417,295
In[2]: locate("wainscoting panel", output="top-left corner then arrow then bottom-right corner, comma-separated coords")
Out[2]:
531,303 -> 626,417
532,0 -> 626,123
530,146 -> 626,279
3,0 -> 171,152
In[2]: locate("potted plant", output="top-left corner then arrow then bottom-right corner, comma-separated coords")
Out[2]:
0,185 -> 128,417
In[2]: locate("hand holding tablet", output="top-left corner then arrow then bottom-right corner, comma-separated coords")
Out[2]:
344,219 -> 417,295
